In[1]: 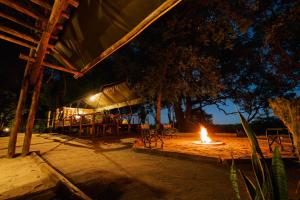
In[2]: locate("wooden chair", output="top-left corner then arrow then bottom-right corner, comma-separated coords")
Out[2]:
266,128 -> 295,152
140,124 -> 164,149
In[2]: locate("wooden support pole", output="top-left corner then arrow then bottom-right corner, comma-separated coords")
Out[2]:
22,69 -> 44,156
47,110 -> 51,128
92,113 -> 95,136
30,0 -> 67,84
19,54 -> 82,76
22,0 -> 67,156
0,0 -> 45,20
79,116 -> 82,137
7,49 -> 34,158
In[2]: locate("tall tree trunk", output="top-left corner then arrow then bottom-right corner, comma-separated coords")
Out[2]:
185,95 -> 192,121
8,49 -> 33,158
167,105 -> 172,124
174,98 -> 184,131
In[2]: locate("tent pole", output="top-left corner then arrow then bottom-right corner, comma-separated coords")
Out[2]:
22,0 -> 67,156
7,49 -> 34,158
22,69 -> 44,156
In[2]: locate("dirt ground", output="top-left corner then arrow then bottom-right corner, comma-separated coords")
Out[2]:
0,156 -> 57,199
134,133 -> 296,160
0,133 -> 299,200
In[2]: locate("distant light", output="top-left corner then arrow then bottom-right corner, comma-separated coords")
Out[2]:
89,94 -> 98,101
3,127 -> 10,133
75,115 -> 81,120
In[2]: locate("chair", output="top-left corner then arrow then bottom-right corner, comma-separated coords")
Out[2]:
140,124 -> 164,149
266,128 -> 295,152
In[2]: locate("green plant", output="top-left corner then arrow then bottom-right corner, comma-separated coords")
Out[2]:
230,113 -> 288,200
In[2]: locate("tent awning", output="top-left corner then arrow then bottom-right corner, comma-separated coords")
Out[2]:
79,82 -> 141,111
53,0 -> 181,78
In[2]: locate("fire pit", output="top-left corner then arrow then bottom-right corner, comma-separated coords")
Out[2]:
192,126 -> 224,145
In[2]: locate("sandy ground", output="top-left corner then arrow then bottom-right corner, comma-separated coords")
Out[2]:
0,133 -> 299,199
134,133 -> 296,160
0,133 -> 245,200
0,156 -> 56,199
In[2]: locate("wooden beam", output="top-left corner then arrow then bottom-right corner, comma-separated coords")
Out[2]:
30,0 -> 52,10
22,66 -> 44,156
0,11 -> 59,41
0,33 -> 36,49
30,0 -> 67,84
0,26 -> 55,49
51,48 -> 77,70
74,0 -> 182,78
0,11 -> 40,32
0,25 -> 38,44
0,0 -> 46,20
67,0 -> 79,8
19,54 -> 82,75
22,0 -> 68,156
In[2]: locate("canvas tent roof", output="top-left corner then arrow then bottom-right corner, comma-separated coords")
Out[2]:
0,0 -> 181,78
71,82 -> 142,111
53,0 -> 181,78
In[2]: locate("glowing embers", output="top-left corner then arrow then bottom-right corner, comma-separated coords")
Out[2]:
192,126 -> 224,145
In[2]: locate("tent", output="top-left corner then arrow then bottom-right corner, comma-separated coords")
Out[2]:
1,0 -> 181,156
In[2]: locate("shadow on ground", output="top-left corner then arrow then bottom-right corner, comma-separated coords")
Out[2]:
76,170 -> 167,200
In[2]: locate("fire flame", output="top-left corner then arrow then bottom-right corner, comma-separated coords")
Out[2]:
200,126 -> 212,143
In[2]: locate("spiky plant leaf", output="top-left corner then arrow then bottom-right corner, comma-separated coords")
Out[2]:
238,113 -> 264,158
230,159 -> 241,200
272,147 -> 288,200
240,171 -> 257,200
251,150 -> 265,200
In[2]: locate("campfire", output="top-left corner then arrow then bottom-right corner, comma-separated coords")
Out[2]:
192,126 -> 224,145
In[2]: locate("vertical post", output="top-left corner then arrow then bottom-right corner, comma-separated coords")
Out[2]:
22,70 -> 44,156
69,116 -> 72,132
92,113 -> 95,137
21,0 -> 67,156
79,116 -> 82,137
8,49 -> 33,158
47,110 -> 51,128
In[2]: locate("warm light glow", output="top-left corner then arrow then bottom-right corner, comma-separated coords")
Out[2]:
75,115 -> 81,120
3,127 -> 10,133
89,94 -> 98,101
200,126 -> 212,143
